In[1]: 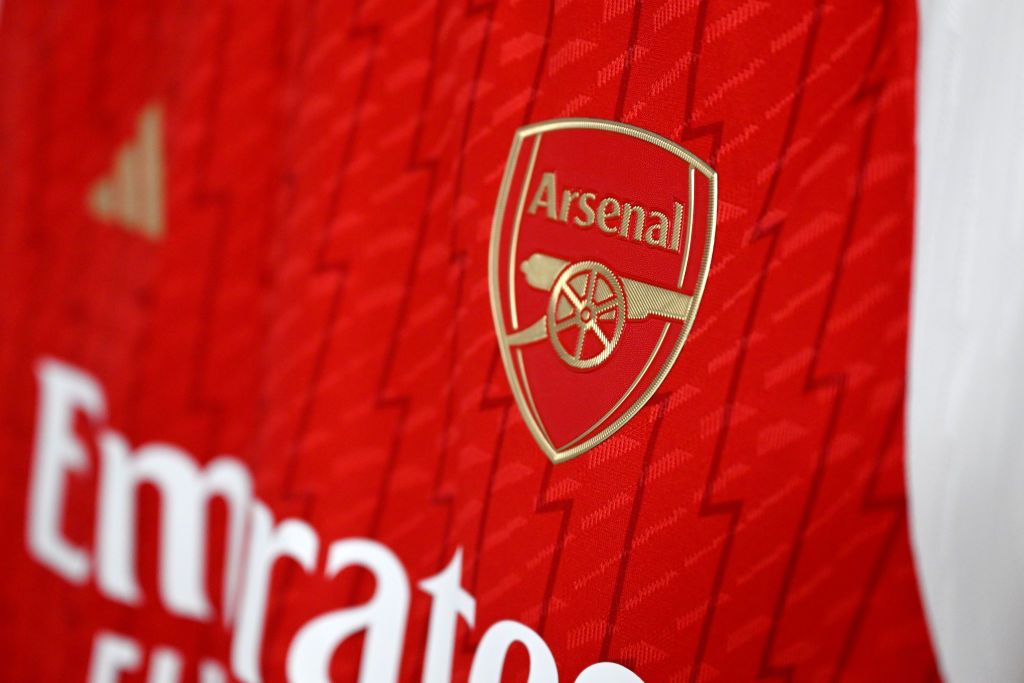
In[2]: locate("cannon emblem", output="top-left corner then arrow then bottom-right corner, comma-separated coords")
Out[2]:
506,253 -> 694,370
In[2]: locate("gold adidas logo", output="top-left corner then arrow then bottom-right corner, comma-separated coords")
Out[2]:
86,102 -> 165,240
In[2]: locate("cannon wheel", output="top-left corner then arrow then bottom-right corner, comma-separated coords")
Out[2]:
546,261 -> 626,370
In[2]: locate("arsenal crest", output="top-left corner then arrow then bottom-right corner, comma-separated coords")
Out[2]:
489,118 -> 717,463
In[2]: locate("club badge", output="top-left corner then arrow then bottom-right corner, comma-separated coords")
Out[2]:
489,118 -> 717,462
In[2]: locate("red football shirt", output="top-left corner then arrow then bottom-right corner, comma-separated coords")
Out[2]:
0,1 -> 938,681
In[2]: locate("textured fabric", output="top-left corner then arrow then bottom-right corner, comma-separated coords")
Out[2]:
0,1 -> 937,681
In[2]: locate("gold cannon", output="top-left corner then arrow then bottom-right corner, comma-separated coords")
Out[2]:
506,253 -> 693,369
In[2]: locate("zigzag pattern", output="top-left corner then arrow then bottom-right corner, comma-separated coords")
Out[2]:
691,3 -> 829,678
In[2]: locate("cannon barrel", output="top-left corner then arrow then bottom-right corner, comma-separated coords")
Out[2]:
519,252 -> 692,322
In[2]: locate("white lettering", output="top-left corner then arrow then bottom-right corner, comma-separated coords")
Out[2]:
199,660 -> 228,683
27,358 -> 644,683
95,431 -> 252,620
576,662 -> 644,683
286,538 -> 410,683
231,502 -> 319,683
27,358 -> 106,583
87,631 -> 229,683
469,620 -> 558,683
87,631 -> 142,683
147,647 -> 183,683
419,549 -> 476,683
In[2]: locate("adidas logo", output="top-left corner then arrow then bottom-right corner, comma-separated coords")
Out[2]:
86,102 -> 165,240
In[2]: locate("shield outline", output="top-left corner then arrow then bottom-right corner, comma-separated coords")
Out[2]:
489,118 -> 717,463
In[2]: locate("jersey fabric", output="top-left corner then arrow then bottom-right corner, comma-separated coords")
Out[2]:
0,1 -> 940,681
